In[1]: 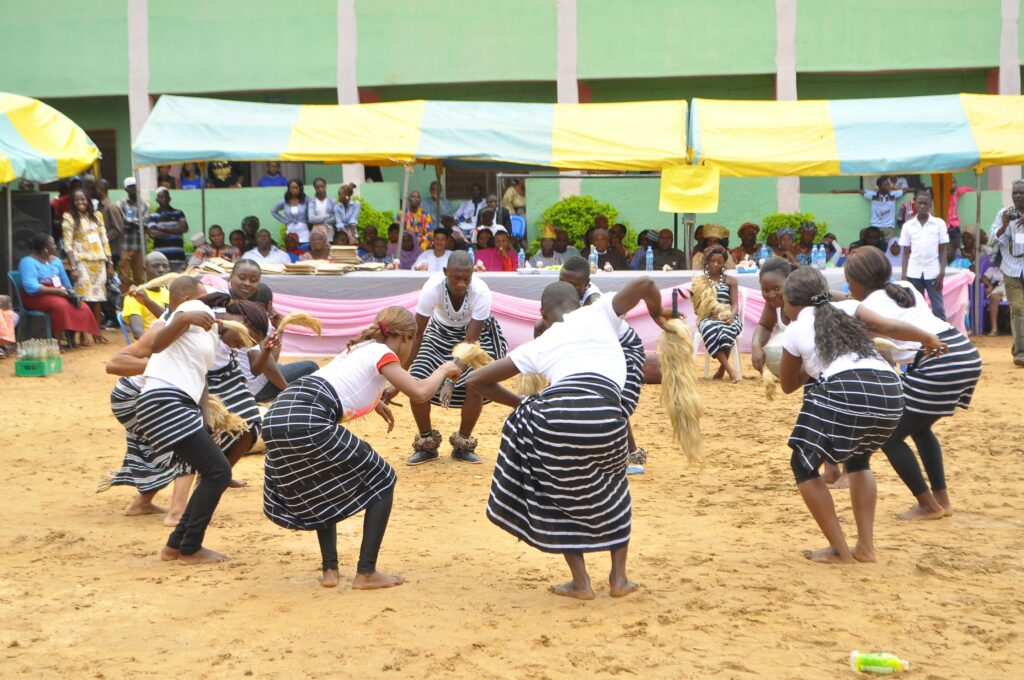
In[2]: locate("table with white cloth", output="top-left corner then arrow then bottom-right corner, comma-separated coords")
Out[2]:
202,269 -> 973,356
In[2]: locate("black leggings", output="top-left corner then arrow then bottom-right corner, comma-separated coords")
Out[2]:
881,411 -> 944,497
166,430 -> 232,555
315,488 -> 394,573
791,452 -> 871,484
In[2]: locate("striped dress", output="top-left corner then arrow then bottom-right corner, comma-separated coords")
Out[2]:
207,349 -> 262,452
410,317 -> 508,408
263,376 -> 396,531
135,387 -> 206,466
106,376 -> 180,493
697,279 -> 743,357
902,328 -> 981,417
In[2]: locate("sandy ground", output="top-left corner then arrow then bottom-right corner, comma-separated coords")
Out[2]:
1,333 -> 1022,679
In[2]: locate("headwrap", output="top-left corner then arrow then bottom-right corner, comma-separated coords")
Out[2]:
399,232 -> 421,270
777,227 -> 796,240
310,224 -> 332,243
703,223 -> 729,240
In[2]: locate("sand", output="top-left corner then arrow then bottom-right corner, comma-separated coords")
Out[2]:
1,336 -> 1022,679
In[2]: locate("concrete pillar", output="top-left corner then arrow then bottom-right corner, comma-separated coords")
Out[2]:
994,0 -> 1022,202
775,0 -> 800,213
126,0 -> 155,192
337,0 -> 365,185
556,0 -> 581,199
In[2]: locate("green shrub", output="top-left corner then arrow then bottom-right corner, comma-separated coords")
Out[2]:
761,212 -> 828,243
357,197 -> 395,234
537,195 -> 634,253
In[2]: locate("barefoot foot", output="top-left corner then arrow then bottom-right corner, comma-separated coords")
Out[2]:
159,546 -> 180,561
852,544 -> 877,563
831,473 -> 850,490
351,571 -> 404,590
897,503 -> 946,521
163,512 -> 182,527
124,499 -> 167,516
549,580 -> 596,600
177,547 -> 229,565
228,479 -> 248,489
321,568 -> 340,588
802,546 -> 855,564
609,576 -> 639,598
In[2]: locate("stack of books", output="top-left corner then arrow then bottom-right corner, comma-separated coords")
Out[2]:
283,260 -> 318,275
329,246 -> 362,265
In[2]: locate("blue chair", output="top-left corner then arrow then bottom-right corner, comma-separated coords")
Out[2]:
7,271 -> 53,342
510,214 -> 527,240
116,311 -> 132,344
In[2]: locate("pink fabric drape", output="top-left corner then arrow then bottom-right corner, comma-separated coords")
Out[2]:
202,271 -> 975,356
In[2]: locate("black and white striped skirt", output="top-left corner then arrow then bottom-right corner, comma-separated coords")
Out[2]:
410,317 -> 508,408
903,328 -> 981,417
697,315 -> 743,358
106,377 -> 179,493
208,356 -> 262,453
135,387 -> 205,460
789,368 -> 904,480
263,376 -> 397,531
619,326 -> 644,417
487,372 -> 631,553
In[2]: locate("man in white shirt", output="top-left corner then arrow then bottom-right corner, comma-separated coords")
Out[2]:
454,183 -> 486,227
990,179 -> 1024,366
899,191 -> 948,320
243,229 -> 293,265
414,228 -> 452,272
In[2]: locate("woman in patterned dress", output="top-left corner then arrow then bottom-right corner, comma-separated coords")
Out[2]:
62,189 -> 112,342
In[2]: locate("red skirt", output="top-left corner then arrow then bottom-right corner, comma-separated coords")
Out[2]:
20,292 -> 100,336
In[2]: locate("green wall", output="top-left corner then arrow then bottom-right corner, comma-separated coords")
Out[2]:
797,70 -> 990,100
40,96 -> 132,184
372,82 -> 557,103
585,75 -> 776,102
148,0 -> 338,94
0,0 -> 128,97
577,0 -> 776,79
797,0 -> 1001,72
355,0 -> 556,86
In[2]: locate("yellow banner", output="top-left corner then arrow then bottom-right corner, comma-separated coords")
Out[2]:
659,164 -> 720,213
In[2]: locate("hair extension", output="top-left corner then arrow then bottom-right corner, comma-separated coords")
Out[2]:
346,306 -> 416,350
276,312 -> 322,336
784,268 -> 875,365
451,342 -> 492,369
657,319 -> 702,465
844,246 -> 914,308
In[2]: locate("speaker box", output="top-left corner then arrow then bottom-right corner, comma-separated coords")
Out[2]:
1,190 -> 52,295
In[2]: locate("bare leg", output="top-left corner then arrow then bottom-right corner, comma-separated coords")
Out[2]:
715,351 -> 740,382
164,474 -> 194,527
797,477 -> 855,564
124,491 -> 166,516
458,387 -> 483,437
933,489 -> 953,516
609,544 -> 638,597
626,422 -> 637,454
847,470 -> 877,563
550,552 -> 595,600
225,432 -> 254,467
988,296 -> 1001,335
410,399 -> 432,434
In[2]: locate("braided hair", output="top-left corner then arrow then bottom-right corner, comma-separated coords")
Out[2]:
199,292 -> 270,340
783,267 -> 875,365
347,306 -> 416,351
843,246 -> 915,308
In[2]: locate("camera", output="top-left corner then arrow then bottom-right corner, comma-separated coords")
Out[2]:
1007,207 -> 1021,221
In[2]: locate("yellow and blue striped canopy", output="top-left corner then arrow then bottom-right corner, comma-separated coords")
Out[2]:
134,95 -> 688,171
689,94 -> 1024,177
0,93 -> 99,184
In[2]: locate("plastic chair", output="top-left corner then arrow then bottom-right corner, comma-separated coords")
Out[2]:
7,271 -> 53,342
116,311 -> 132,344
509,214 -> 527,240
693,286 -> 747,380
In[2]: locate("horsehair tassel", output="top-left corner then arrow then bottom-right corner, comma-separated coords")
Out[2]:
451,342 -> 493,369
657,318 -> 703,465
516,373 -> 548,396
276,311 -> 323,336
207,395 -> 249,436
218,319 -> 258,348
762,369 -> 779,401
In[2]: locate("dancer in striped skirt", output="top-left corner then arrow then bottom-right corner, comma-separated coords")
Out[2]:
469,277 -> 672,600
692,245 -> 742,383
137,277 -> 270,565
263,307 -> 462,588
843,247 -> 982,520
779,268 -> 945,564
558,256 -> 648,471
403,251 -> 508,465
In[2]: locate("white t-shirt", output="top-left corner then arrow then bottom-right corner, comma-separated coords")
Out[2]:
510,295 -> 627,389
415,272 -> 492,328
855,283 -> 951,362
414,250 -> 452,272
234,345 -> 269,395
781,304 -> 893,380
286,204 -> 310,243
314,341 -> 400,422
580,281 -> 629,338
142,299 -> 219,403
899,215 -> 949,279
243,247 -> 293,265
864,189 -> 904,228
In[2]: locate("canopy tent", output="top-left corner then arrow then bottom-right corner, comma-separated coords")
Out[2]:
133,95 -> 688,171
688,93 -> 1024,177
0,93 -> 99,184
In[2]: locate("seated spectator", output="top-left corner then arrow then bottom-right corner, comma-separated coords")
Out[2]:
271,179 -> 311,247
257,161 -> 289,187
188,224 -> 241,267
848,226 -> 888,253
244,229 -> 293,265
358,225 -> 378,260
361,237 -> 396,267
475,208 -> 504,243
691,224 -> 735,269
947,230 -> 976,270
454,182 -> 487,228
0,295 -> 16,357
474,226 -> 494,252
284,233 -> 304,262
156,165 -> 177,189
629,230 -> 659,269
440,215 -> 467,250
207,160 -> 245,188
402,190 -> 431,245
146,188 -> 188,268
609,223 -> 629,261
229,229 -> 247,254
422,181 -> 453,225
770,227 -> 800,266
730,223 -> 761,263
180,162 -> 204,190
17,233 -> 101,346
477,194 -> 512,230
795,222 -> 817,266
582,227 -> 629,270
301,225 -> 333,262
475,226 -> 517,271
306,177 -> 336,234
241,215 -> 261,251
502,178 -> 526,215
398,231 -> 421,269
554,228 -> 581,260
531,224 -> 563,267
122,252 -> 171,340
650,229 -> 687,270
386,222 -> 401,259
333,183 -> 360,243
982,260 -> 1005,336
414,228 -> 452,271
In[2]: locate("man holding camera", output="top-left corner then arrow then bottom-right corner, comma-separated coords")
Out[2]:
990,179 -> 1024,367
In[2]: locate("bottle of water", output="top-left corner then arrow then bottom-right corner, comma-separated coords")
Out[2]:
467,246 -> 474,264
850,651 -> 909,674
518,248 -> 526,269
645,246 -> 654,271
588,246 -> 599,273
817,244 -> 827,270
760,243 -> 771,264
